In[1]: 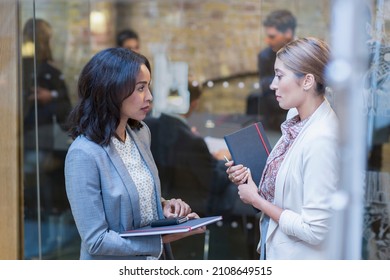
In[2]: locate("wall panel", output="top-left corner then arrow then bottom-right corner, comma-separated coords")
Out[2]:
0,0 -> 22,260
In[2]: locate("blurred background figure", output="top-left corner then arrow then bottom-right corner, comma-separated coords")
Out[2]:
145,82 -> 235,217
116,28 -> 140,52
22,18 -> 74,258
145,82 -> 258,259
246,10 -> 297,131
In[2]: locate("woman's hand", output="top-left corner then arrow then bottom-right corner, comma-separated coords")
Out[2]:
28,87 -> 53,104
238,169 -> 283,222
162,198 -> 192,218
162,212 -> 206,243
237,169 -> 260,206
225,160 -> 249,185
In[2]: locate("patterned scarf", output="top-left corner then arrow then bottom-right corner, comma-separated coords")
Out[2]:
259,115 -> 309,202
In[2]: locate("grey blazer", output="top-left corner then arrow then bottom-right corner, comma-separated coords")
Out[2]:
65,122 -> 164,260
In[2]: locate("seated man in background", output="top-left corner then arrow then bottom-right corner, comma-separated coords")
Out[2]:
145,83 -> 257,259
145,83 -> 235,217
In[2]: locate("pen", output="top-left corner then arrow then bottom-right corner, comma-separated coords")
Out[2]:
223,155 -> 230,163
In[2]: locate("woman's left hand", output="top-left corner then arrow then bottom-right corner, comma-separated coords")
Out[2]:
237,169 -> 259,205
162,212 -> 206,243
162,198 -> 192,218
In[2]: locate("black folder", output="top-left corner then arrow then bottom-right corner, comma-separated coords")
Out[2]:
224,122 -> 272,186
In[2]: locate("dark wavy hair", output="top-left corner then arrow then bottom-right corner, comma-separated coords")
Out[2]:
68,48 -> 151,145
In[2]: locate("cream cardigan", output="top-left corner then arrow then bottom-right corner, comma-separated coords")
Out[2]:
264,99 -> 340,259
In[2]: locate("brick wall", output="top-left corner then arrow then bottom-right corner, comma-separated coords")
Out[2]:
21,0 -> 331,111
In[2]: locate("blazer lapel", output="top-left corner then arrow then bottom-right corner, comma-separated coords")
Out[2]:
128,127 -> 164,218
128,128 -> 159,184
102,142 -> 142,228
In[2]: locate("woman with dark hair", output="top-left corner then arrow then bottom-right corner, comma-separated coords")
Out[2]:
65,48 -> 204,260
226,37 -> 340,259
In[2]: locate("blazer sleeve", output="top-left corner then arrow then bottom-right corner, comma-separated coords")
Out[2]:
278,130 -> 340,245
65,146 -> 161,257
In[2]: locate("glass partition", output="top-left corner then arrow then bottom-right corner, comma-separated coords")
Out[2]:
363,0 -> 390,260
20,0 -> 389,260
20,0 -> 89,259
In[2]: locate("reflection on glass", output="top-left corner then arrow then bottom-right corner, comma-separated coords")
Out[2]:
20,0 -> 389,260
21,16 -> 76,259
363,0 -> 390,260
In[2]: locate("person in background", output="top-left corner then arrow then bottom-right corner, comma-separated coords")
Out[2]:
116,28 -> 140,53
227,37 -> 340,259
65,48 -> 204,260
22,18 -> 73,256
246,10 -> 297,131
145,83 -> 236,217
145,82 -> 259,259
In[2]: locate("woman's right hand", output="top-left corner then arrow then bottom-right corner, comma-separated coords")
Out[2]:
225,160 -> 249,185
162,212 -> 206,243
162,198 -> 192,218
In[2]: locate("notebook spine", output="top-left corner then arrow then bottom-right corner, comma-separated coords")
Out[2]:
254,123 -> 270,155
223,137 -> 237,162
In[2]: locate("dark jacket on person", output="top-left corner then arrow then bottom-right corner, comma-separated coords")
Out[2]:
257,46 -> 277,98
23,58 -> 72,150
145,113 -> 235,216
246,47 -> 286,130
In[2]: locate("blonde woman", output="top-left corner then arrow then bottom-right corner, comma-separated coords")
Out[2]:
226,37 -> 340,259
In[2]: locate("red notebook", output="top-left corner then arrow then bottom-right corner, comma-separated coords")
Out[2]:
224,122 -> 272,186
